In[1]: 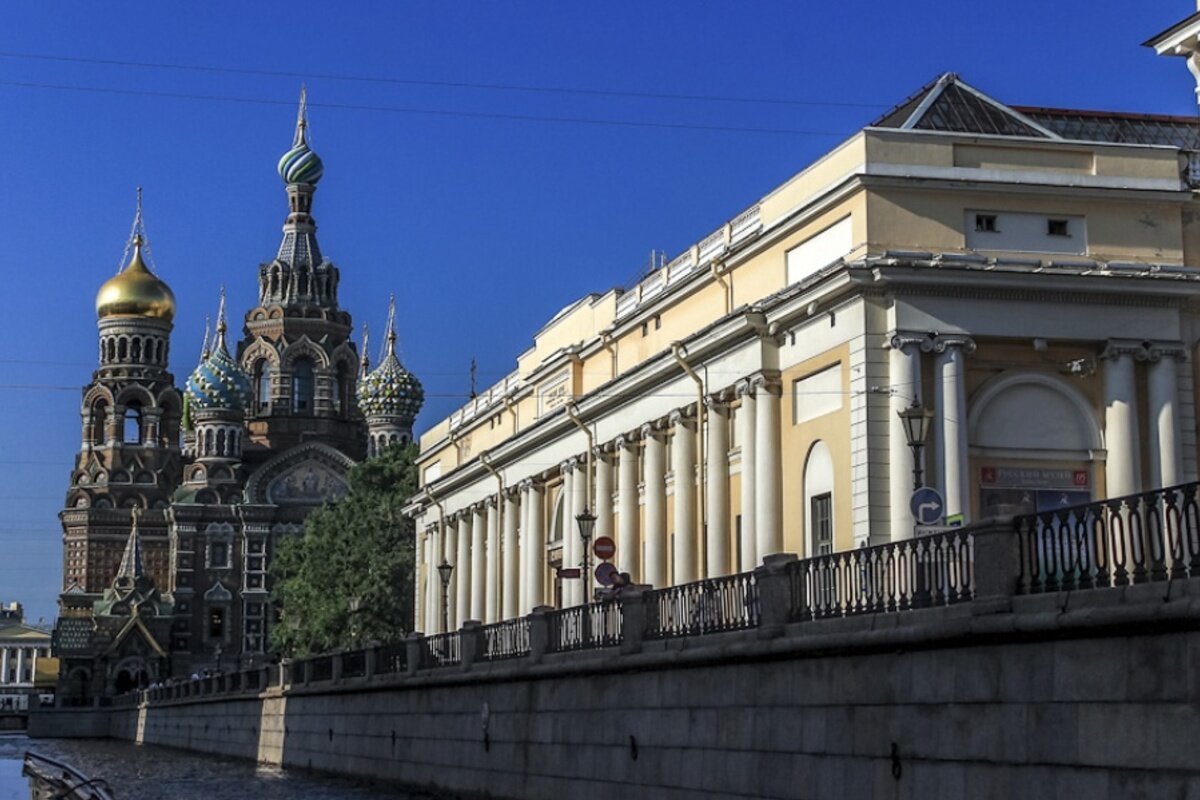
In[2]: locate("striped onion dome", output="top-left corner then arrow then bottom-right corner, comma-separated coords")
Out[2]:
185,297 -> 252,413
277,86 -> 324,185
358,326 -> 424,422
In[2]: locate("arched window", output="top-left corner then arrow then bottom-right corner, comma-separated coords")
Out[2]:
131,338 -> 142,363
91,401 -> 108,445
123,405 -> 142,445
117,338 -> 128,361
803,441 -> 835,556
254,361 -> 272,413
216,429 -> 227,456
292,358 -> 314,414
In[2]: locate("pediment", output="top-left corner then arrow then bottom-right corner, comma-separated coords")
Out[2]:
245,441 -> 354,506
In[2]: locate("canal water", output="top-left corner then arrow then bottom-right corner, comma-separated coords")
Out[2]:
0,733 -> 443,799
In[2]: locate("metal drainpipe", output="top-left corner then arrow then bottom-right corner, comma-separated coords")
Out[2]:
564,403 -> 595,512
670,342 -> 707,575
710,257 -> 732,316
503,395 -> 519,436
599,330 -> 618,381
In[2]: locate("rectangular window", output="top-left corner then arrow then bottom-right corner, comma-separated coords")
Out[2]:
793,364 -> 843,425
975,214 -> 998,232
785,216 -> 853,287
209,609 -> 225,640
1047,218 -> 1070,237
209,541 -> 229,569
811,493 -> 833,556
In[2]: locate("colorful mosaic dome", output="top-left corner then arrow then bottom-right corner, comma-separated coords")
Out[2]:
277,87 -> 324,185
358,332 -> 424,421
185,308 -> 252,414
277,141 -> 324,185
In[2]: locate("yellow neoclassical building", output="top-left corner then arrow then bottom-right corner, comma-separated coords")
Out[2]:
406,65 -> 1200,632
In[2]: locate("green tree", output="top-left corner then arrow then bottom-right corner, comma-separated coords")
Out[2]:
270,443 -> 418,657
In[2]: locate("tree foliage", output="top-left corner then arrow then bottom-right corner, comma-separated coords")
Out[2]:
270,443 -> 418,657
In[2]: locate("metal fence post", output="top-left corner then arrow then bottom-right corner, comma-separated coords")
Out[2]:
619,588 -> 649,655
969,516 -> 1019,613
755,552 -> 798,637
528,606 -> 552,662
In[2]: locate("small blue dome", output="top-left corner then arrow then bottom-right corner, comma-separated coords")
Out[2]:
358,350 -> 423,421
277,142 -> 324,185
185,345 -> 252,413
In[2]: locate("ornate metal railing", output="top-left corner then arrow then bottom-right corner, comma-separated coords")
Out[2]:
645,573 -> 760,639
340,650 -> 367,678
787,530 -> 973,621
481,617 -> 532,661
307,655 -> 334,682
1015,482 -> 1200,593
375,641 -> 408,674
419,631 -> 462,669
547,601 -> 622,653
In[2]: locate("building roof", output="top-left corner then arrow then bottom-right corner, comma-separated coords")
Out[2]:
871,72 -> 1200,149
0,621 -> 50,642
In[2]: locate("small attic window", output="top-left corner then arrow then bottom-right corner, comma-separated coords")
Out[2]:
975,214 -> 998,233
1047,219 -> 1070,237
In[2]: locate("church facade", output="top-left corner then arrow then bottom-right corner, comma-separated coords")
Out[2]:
53,94 -> 423,700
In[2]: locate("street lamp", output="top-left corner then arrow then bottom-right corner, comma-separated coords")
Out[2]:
436,560 -> 454,633
897,400 -> 934,491
576,509 -> 596,602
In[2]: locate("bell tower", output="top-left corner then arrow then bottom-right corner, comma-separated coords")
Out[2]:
61,191 -> 183,597
236,88 -> 364,460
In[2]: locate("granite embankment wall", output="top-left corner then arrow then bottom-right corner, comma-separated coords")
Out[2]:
32,580 -> 1200,800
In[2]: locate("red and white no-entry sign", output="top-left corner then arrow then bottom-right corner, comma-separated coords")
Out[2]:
593,536 -> 616,560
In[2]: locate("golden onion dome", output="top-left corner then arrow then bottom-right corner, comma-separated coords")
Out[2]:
95,236 -> 176,321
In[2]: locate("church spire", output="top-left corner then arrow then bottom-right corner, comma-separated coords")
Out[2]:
383,294 -> 398,360
199,316 -> 211,362
214,285 -> 229,354
116,507 -> 146,583
360,322 -> 371,379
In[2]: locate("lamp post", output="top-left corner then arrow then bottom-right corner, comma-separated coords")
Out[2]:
436,560 -> 454,633
897,400 -> 934,491
575,509 -> 596,602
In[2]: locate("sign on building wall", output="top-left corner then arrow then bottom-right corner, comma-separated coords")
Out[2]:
979,466 -> 1090,517
538,369 -> 571,417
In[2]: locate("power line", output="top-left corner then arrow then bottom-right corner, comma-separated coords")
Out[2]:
0,80 -> 851,138
0,50 -> 888,110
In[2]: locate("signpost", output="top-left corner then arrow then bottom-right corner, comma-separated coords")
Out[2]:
595,562 -> 618,587
593,536 -> 616,561
558,568 -> 581,579
910,487 -> 945,526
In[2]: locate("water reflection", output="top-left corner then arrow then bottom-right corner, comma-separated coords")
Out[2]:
0,734 -> 441,800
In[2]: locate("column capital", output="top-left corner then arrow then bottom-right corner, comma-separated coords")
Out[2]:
706,389 -> 735,410
930,333 -> 976,355
518,478 -> 535,493
560,457 -> 579,473
668,407 -> 697,428
747,371 -> 782,396
484,495 -> 499,510
1145,341 -> 1189,363
1100,339 -> 1148,362
639,420 -> 667,440
615,431 -> 641,450
886,330 -> 935,352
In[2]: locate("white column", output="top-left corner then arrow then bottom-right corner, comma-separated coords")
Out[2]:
617,435 -> 640,582
526,483 -> 546,611
1,647 -> 7,684
485,498 -> 500,623
518,481 -> 531,613
430,525 -> 443,632
672,411 -> 698,584
888,333 -> 926,540
595,450 -> 614,548
570,458 -> 588,602
470,506 -> 486,621
706,400 -> 731,577
502,491 -> 520,620
455,514 -> 471,628
753,374 -> 783,559
561,461 -> 579,606
1102,342 -> 1142,498
642,425 -> 667,588
737,382 -> 757,570
417,532 -> 427,633
1148,345 -> 1185,490
934,337 -> 974,524
15,649 -> 24,686
444,522 -> 458,632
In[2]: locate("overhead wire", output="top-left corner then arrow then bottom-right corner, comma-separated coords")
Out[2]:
0,50 -> 888,110
0,80 -> 853,138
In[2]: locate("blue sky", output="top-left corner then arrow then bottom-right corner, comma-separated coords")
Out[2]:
0,1 -> 1194,623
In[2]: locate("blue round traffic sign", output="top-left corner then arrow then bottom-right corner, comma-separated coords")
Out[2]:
910,487 -> 945,526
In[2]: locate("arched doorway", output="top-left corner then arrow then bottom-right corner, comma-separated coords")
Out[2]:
969,372 -> 1102,517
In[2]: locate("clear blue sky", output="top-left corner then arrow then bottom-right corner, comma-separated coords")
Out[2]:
0,1 -> 1194,624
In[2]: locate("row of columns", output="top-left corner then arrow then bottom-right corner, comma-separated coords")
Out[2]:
420,372 -> 785,632
887,333 -> 1187,542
